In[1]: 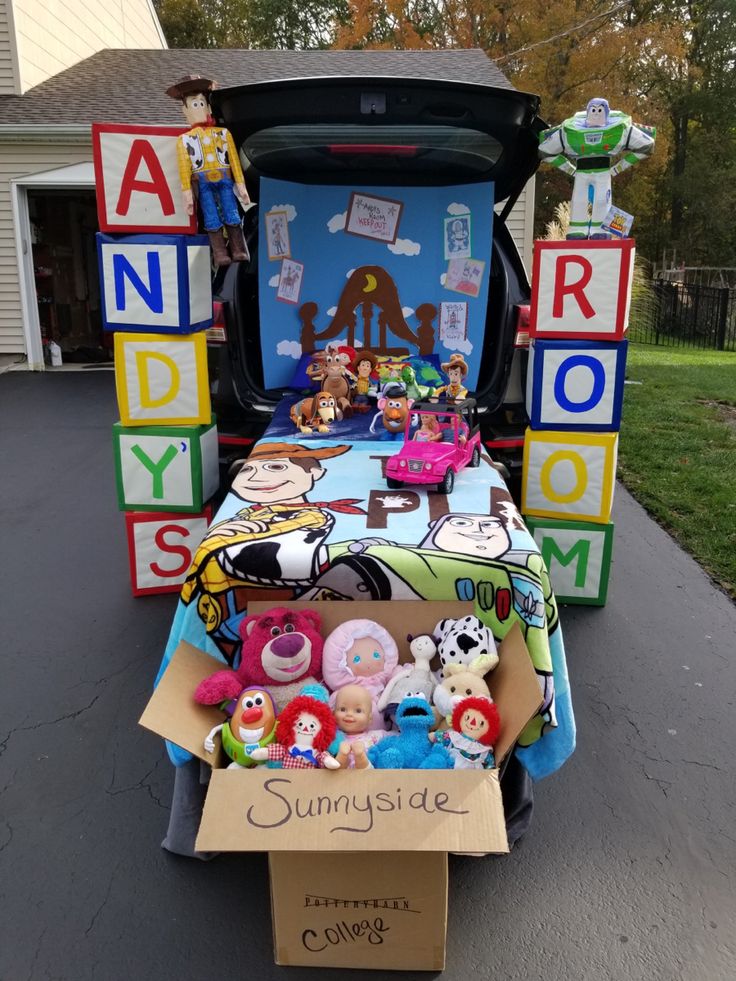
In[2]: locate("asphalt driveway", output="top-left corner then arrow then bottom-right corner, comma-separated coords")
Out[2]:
1,371 -> 734,981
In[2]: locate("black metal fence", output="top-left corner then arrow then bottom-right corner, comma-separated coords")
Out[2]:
629,281 -> 736,351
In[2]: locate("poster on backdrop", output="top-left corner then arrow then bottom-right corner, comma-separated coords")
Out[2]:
257,178 -> 495,390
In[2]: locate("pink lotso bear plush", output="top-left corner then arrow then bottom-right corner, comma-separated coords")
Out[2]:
322,619 -> 399,729
194,607 -> 323,712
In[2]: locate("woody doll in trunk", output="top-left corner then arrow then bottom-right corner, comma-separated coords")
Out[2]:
166,74 -> 250,267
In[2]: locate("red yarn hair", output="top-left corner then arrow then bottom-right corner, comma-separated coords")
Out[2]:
276,695 -> 337,753
452,697 -> 500,747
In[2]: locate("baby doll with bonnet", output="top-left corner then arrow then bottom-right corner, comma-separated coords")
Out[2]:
322,619 -> 399,729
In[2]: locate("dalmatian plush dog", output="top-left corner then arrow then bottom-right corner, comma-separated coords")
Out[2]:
433,615 -> 498,679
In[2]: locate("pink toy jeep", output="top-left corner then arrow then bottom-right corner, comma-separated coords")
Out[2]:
385,398 -> 482,494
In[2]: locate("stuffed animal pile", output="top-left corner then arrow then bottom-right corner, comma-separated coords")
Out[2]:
197,607 -> 503,772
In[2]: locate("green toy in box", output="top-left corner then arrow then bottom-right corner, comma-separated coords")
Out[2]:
113,416 -> 219,513
525,516 -> 614,606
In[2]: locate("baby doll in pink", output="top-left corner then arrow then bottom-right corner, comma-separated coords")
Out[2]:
322,619 -> 399,729
333,684 -> 393,769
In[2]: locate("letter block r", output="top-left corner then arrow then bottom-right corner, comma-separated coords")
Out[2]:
552,256 -> 595,320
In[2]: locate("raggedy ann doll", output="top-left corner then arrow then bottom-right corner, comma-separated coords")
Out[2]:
250,684 -> 340,769
434,696 -> 500,770
322,619 -> 399,729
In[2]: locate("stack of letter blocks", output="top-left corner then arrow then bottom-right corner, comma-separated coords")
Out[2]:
522,240 -> 635,605
92,124 -> 218,596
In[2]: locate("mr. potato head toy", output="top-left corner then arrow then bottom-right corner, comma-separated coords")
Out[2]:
203,686 -> 278,769
369,382 -> 415,441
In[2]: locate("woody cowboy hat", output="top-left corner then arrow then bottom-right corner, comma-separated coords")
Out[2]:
248,442 -> 351,462
441,353 -> 469,376
165,75 -> 217,100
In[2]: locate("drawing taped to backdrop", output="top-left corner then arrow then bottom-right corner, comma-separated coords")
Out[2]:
277,258 -> 304,304
445,257 -> 485,298
439,302 -> 468,343
346,192 -> 404,244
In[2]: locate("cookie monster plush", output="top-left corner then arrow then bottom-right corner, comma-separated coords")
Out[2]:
367,695 -> 452,769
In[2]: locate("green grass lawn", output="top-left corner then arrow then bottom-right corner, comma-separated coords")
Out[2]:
619,345 -> 736,598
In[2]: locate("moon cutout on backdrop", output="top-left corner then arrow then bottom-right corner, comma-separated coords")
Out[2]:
363,273 -> 378,293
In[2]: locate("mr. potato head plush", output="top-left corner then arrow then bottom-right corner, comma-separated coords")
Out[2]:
194,607 -> 323,712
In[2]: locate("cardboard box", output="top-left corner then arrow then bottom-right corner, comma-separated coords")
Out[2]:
141,601 -> 543,971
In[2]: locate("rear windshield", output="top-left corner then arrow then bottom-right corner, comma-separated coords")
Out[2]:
243,124 -> 503,175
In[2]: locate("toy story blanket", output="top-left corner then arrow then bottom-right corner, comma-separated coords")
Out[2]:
159,433 -> 575,781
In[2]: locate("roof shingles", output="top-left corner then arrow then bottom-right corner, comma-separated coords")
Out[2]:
0,48 -> 513,126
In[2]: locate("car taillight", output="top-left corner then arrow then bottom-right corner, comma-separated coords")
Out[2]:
206,301 -> 227,344
328,144 -> 417,156
514,304 -> 531,347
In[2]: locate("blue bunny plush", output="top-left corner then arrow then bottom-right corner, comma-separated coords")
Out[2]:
367,696 -> 452,770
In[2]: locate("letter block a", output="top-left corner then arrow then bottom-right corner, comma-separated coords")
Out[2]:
98,233 -> 212,333
113,418 -> 219,512
526,339 -> 628,431
521,428 -> 618,524
114,331 -> 211,427
92,123 -> 196,233
525,516 -> 614,606
529,239 -> 635,341
125,508 -> 212,597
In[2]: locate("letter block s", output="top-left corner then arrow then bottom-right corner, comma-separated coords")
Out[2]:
530,239 -> 635,340
92,123 -> 196,233
522,429 -> 618,523
113,418 -> 219,512
125,509 -> 212,596
114,332 -> 211,426
525,516 -> 614,606
98,233 -> 212,333
526,339 -> 628,431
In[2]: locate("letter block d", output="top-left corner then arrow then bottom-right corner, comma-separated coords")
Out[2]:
527,339 -> 628,431
113,418 -> 219,512
98,233 -> 212,333
125,508 -> 212,596
525,516 -> 614,606
530,239 -> 635,341
114,332 -> 211,426
522,429 -> 618,524
92,123 -> 196,233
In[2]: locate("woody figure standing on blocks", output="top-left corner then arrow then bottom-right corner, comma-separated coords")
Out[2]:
166,74 -> 250,267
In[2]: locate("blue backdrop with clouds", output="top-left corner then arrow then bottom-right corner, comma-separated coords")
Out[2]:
258,177 -> 495,389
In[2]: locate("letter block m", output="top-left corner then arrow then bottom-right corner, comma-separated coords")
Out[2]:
525,516 -> 614,606
529,239 -> 635,341
92,123 -> 196,233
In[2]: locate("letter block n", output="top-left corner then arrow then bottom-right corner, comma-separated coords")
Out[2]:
113,418 -> 219,512
525,516 -> 614,606
114,331 -> 211,426
529,239 -> 635,341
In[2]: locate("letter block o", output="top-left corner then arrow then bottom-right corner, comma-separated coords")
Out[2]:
92,123 -> 196,233
522,429 -> 618,523
98,233 -> 212,333
113,418 -> 219,512
530,239 -> 635,340
114,332 -> 211,426
125,509 -> 212,596
527,339 -> 628,431
525,516 -> 614,606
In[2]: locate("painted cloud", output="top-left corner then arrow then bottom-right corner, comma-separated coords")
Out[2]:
447,202 -> 470,216
388,238 -> 421,256
268,273 -> 280,287
327,211 -> 347,233
271,204 -> 297,221
442,336 -> 473,355
277,340 -> 302,359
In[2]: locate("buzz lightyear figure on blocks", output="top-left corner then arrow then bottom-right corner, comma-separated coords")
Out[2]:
538,98 -> 656,239
166,74 -> 250,266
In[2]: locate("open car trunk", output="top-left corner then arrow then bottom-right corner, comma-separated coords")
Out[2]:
209,75 -> 544,423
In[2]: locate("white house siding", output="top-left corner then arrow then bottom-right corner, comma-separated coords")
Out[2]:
12,0 -> 165,92
0,137 -> 92,355
0,0 -> 20,94
496,179 -> 535,274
